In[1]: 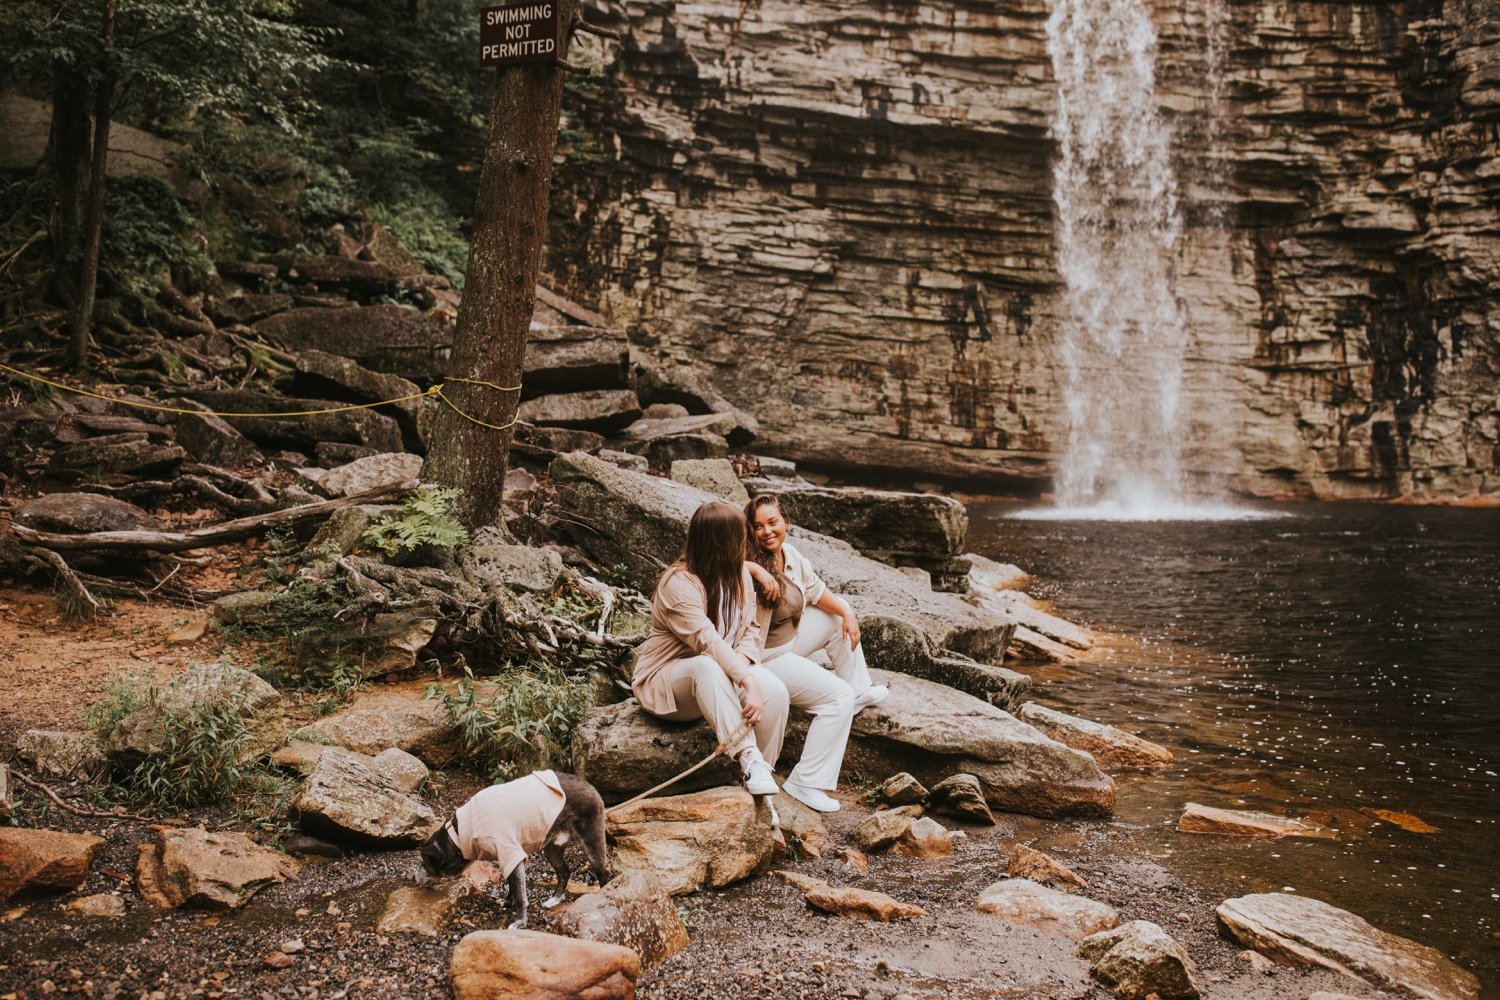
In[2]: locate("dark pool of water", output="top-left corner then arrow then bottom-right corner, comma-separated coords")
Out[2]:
967,500 -> 1500,993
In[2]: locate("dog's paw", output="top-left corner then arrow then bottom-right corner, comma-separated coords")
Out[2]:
506,916 -> 527,930
542,891 -> 567,910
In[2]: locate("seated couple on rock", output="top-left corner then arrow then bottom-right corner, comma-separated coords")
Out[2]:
630,497 -> 888,813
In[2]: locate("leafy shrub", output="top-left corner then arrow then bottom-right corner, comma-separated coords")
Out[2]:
100,176 -> 213,300
367,193 -> 471,289
362,487 -> 469,563
426,663 -> 590,782
85,671 -> 157,734
95,700 -> 253,813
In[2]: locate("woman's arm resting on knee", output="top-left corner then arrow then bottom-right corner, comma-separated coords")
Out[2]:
813,591 -> 860,649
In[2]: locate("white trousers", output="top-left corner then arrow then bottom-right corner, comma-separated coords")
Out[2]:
654,655 -> 787,762
763,606 -> 874,695
653,651 -> 854,792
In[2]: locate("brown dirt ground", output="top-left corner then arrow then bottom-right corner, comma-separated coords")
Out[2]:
0,577 -> 1403,1000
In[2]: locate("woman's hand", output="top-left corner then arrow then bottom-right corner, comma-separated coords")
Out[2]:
739,674 -> 765,726
746,561 -> 781,601
840,610 -> 861,650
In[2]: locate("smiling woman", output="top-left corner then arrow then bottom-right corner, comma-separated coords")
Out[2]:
743,494 -> 889,715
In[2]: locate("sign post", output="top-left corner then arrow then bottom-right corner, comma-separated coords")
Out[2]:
481,3 -> 562,66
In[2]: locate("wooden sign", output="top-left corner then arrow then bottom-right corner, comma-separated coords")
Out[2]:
481,3 -> 561,66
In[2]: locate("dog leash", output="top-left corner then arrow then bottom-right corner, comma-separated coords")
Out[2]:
604,719 -> 754,816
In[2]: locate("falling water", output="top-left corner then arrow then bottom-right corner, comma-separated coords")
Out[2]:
1038,0 -> 1200,519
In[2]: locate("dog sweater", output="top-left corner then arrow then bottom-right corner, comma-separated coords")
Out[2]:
453,770 -> 567,879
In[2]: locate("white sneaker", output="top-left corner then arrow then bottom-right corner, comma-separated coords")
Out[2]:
738,748 -> 779,796
782,779 -> 840,813
853,684 -> 889,711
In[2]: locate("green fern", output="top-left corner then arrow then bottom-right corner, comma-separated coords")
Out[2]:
362,487 -> 469,560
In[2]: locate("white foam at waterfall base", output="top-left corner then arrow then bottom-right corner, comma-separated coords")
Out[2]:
1009,499 -> 1286,522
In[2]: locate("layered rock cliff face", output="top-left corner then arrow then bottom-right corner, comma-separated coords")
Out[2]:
550,0 -> 1500,500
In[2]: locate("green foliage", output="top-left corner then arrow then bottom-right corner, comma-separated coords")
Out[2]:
100,176 -> 213,300
367,193 -> 471,289
362,487 -> 469,562
85,671 -> 157,735
426,663 -> 590,782
115,702 -> 253,812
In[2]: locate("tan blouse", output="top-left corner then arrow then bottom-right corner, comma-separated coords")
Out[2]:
632,563 -> 767,716
765,579 -> 804,649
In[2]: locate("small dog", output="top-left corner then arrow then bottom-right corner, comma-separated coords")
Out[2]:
418,770 -> 611,929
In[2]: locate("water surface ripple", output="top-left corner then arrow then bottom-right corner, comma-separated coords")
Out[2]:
969,501 -> 1499,993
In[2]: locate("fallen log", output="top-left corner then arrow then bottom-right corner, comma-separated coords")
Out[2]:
11,480 -> 417,553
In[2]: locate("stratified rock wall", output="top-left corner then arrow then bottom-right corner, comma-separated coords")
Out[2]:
552,0 -> 1500,500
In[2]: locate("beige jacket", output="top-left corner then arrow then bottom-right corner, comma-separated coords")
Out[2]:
454,770 -> 566,879
775,541 -> 827,608
631,563 -> 767,716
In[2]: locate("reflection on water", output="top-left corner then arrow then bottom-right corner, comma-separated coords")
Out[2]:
968,501 -> 1500,993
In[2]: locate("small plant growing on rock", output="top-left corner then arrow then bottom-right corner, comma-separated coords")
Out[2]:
361,487 -> 469,564
426,662 -> 590,782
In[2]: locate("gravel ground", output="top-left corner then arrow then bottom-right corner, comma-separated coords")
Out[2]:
0,777 -> 1396,1000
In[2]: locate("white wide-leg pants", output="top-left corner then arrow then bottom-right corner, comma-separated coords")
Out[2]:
758,651 -> 855,791
763,605 -> 874,695
653,655 -> 788,762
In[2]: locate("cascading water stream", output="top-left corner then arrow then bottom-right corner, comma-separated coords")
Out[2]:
1022,0 -> 1259,521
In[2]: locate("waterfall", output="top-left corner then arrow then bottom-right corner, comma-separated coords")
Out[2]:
1042,0 -> 1189,515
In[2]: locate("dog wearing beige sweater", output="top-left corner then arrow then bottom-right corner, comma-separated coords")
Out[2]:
418,770 -> 612,928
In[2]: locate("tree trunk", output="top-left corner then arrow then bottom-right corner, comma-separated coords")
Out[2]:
47,74 -> 93,307
66,0 -> 117,370
421,1 -> 579,531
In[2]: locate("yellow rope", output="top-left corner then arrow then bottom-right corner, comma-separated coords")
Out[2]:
0,361 -> 523,431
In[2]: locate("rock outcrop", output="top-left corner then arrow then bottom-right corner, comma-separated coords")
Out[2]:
548,0 -> 1500,503
136,828 -> 298,910
1217,894 -> 1480,1000
977,878 -> 1121,941
575,669 -> 1114,819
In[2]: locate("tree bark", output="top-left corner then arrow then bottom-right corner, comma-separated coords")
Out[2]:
66,0 -> 116,370
46,74 -> 93,307
421,0 -> 579,531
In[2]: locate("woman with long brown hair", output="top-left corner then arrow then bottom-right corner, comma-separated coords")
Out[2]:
744,493 -> 888,721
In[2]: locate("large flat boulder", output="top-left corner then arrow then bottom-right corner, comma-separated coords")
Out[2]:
0,829 -> 104,904
605,787 -> 775,896
182,388 -> 403,454
451,929 -> 640,1000
977,879 -> 1120,941
15,493 -> 157,533
292,688 -> 460,766
974,590 -> 1093,650
828,670 -> 1113,819
519,389 -> 642,435
1216,894 -> 1480,1000
550,452 -> 1021,706
523,324 -> 630,396
254,304 -> 450,378
136,827 -> 298,910
293,350 -> 435,451
1016,703 -> 1173,771
576,670 -> 1114,819
1179,803 -> 1337,840
293,747 -> 441,848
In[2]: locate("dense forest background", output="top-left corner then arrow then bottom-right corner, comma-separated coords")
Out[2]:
0,0 -> 606,345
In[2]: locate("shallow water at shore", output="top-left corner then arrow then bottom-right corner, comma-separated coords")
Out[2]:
969,500 -> 1500,994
